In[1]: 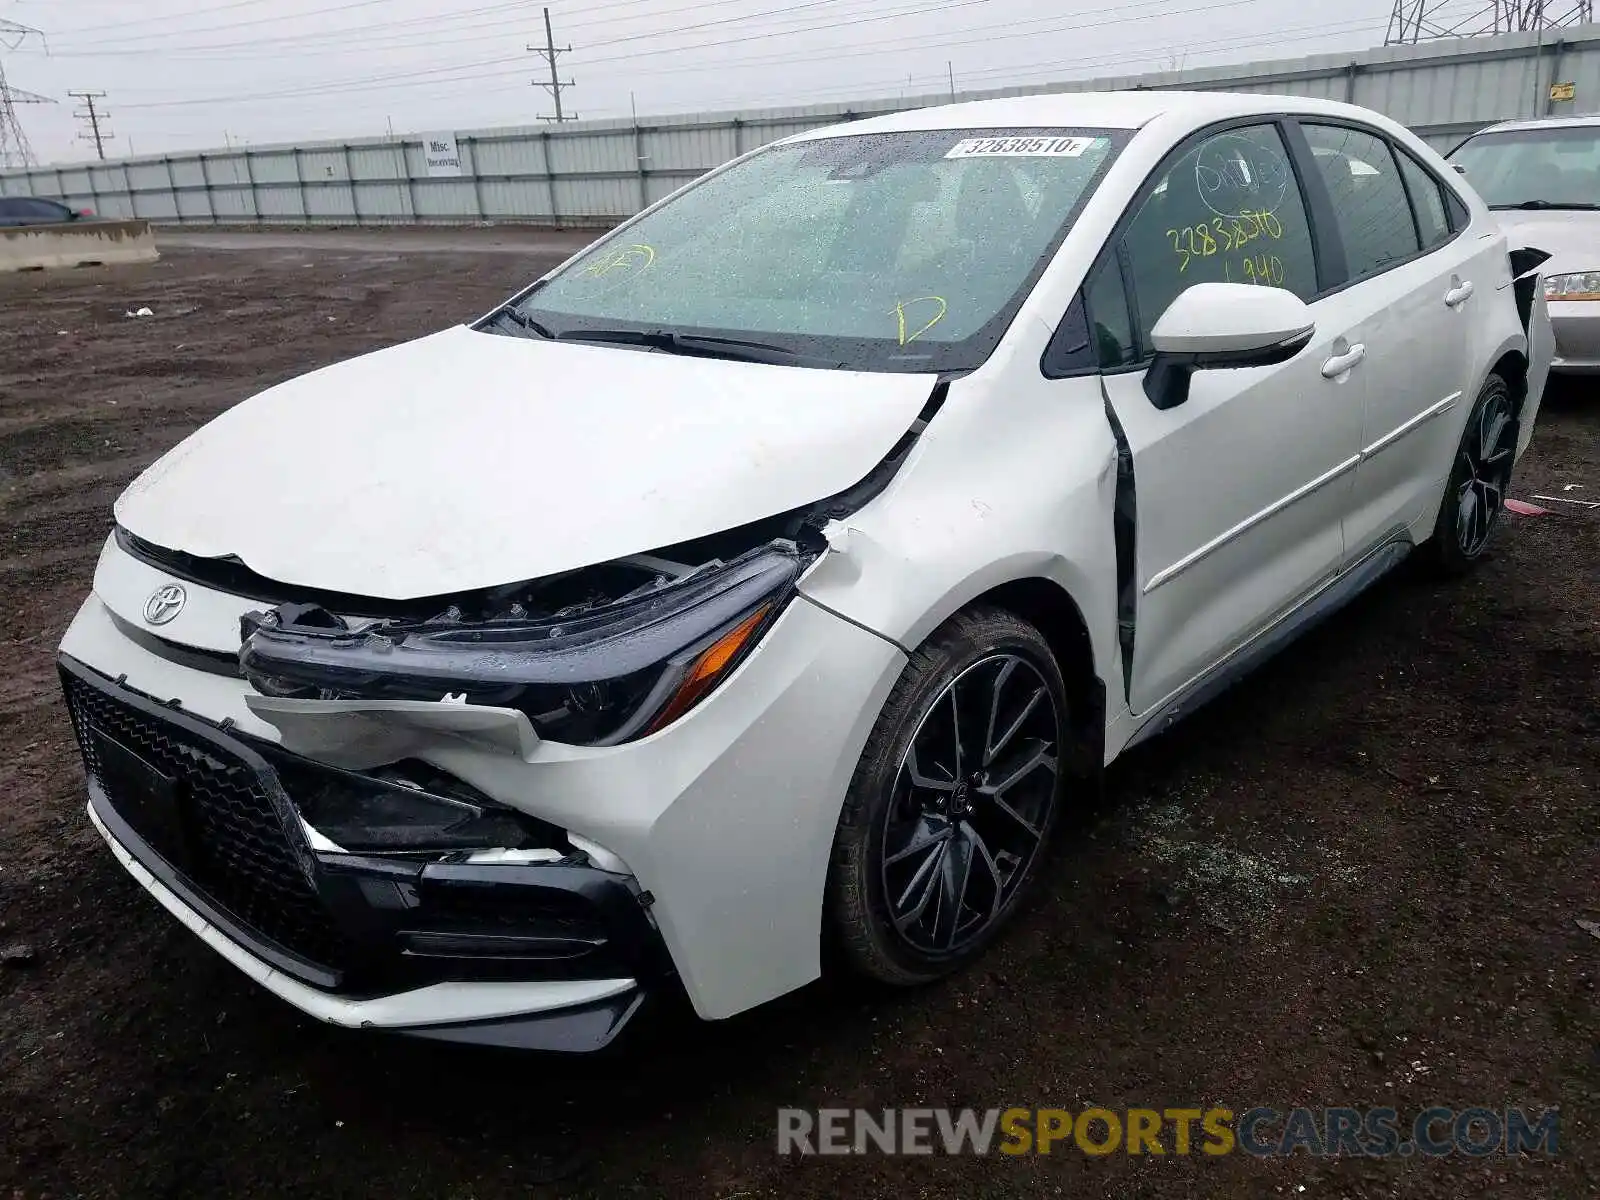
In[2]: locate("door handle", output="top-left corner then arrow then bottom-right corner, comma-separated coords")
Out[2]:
1321,343 -> 1366,378
1445,279 -> 1475,307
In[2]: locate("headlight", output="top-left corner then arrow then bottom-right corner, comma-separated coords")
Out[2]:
239,542 -> 806,745
1543,271 -> 1600,300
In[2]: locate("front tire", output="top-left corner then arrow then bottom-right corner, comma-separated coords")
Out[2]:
827,606 -> 1070,986
1426,373 -> 1517,576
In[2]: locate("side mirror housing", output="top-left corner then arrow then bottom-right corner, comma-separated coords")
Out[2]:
1143,282 -> 1315,410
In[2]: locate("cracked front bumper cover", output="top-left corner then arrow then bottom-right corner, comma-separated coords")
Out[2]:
61,653 -> 671,1052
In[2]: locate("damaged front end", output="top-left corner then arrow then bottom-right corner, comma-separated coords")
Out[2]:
239,540 -> 809,747
69,381 -> 948,1047
63,541 -> 818,1050
61,652 -> 667,1051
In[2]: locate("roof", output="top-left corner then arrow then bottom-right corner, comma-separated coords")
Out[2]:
784,90 -> 1412,142
1472,113 -> 1600,135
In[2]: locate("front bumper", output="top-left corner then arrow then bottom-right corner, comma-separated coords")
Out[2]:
62,533 -> 909,1027
63,654 -> 663,1051
1547,300 -> 1600,373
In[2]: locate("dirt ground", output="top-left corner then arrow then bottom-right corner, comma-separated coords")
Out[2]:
0,231 -> 1595,1199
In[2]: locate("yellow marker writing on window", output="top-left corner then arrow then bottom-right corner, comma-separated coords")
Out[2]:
894,295 -> 948,345
580,243 -> 656,279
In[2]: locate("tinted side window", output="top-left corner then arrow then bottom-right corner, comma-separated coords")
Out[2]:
1120,123 -> 1318,354
1303,124 -> 1420,278
1085,257 -> 1137,367
1397,150 -> 1450,248
0,198 -> 63,219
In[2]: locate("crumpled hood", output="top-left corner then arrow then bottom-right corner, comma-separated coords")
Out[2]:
115,325 -> 936,598
1491,209 -> 1600,275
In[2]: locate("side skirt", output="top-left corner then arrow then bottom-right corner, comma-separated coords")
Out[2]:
1122,533 -> 1414,753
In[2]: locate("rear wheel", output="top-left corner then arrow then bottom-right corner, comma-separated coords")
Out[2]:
827,607 -> 1069,986
1426,374 -> 1516,576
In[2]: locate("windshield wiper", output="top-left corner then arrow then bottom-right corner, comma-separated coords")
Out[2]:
487,306 -> 554,338
555,328 -> 822,365
1490,200 -> 1600,211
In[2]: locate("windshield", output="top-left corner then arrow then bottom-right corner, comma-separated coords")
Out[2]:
494,127 -> 1125,372
1448,125 -> 1600,209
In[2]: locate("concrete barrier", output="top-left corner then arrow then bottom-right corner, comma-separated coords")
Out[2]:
0,219 -> 159,272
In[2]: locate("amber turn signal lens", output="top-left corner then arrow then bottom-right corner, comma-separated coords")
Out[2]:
644,604 -> 772,735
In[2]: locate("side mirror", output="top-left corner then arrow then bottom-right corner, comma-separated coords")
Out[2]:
1143,282 -> 1315,410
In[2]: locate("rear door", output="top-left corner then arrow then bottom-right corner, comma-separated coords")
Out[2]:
1085,120 -> 1366,717
1296,122 -> 1482,558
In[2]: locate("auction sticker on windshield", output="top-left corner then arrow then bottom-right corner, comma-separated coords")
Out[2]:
945,135 -> 1101,159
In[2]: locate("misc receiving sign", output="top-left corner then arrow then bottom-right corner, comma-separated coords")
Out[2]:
945,135 -> 1101,160
424,133 -> 464,177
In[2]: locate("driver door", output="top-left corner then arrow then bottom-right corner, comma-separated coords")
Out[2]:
1087,121 -> 1366,717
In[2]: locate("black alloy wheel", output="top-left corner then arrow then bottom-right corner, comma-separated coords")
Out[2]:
828,607 -> 1071,985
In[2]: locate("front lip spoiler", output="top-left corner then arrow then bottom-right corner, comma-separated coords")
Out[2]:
87,797 -> 647,1052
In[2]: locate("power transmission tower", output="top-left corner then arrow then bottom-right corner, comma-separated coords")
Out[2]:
1386,0 -> 1593,43
1,19 -> 53,169
529,7 -> 576,123
69,91 -> 113,161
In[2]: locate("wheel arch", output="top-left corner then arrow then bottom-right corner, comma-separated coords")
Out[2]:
963,575 -> 1107,781
1488,346 -> 1529,418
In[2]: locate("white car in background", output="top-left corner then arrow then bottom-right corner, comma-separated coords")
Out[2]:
1449,113 -> 1600,373
59,91 -> 1551,1053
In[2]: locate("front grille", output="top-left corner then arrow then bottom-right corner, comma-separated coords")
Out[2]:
63,669 -> 350,975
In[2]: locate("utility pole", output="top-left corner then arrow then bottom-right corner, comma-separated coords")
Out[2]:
947,61 -> 956,102
529,7 -> 576,123
1,19 -> 53,169
69,91 -> 112,160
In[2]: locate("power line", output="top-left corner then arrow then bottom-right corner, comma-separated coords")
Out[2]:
530,7 -> 576,122
113,0 -> 997,108
69,90 -> 113,160
39,0 -> 867,61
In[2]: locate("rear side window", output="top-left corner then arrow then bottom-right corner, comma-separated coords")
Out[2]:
1117,122 -> 1319,353
0,198 -> 65,219
1396,150 -> 1451,248
1303,124 -> 1420,278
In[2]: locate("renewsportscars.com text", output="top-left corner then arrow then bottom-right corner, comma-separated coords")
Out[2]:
777,1106 -> 1560,1157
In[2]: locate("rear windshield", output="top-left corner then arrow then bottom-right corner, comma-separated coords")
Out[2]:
495,127 -> 1126,373
1448,125 -> 1600,209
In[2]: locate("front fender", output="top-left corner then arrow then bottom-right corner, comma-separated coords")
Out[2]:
798,373 -> 1122,718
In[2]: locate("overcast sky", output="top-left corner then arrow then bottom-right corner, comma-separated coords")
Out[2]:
4,0 -> 1427,163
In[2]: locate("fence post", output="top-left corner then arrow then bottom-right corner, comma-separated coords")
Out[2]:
242,149 -> 261,223
1344,61 -> 1360,103
124,162 -> 139,219
85,164 -> 100,216
634,121 -> 648,214
541,130 -> 561,227
467,137 -> 486,222
163,156 -> 179,224
342,143 -> 360,225
732,118 -> 744,157
198,153 -> 217,224
53,166 -> 65,204
1543,39 -> 1567,116
399,138 -> 419,222
291,148 -> 307,222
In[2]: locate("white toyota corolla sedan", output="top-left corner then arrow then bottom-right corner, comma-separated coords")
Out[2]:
59,91 -> 1552,1052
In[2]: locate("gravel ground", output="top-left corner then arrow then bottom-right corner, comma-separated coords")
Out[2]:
0,232 -> 1595,1199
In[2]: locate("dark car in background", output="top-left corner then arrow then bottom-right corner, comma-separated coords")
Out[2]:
0,197 -> 96,227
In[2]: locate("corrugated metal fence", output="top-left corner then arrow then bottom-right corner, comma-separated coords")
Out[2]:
4,25 -> 1598,227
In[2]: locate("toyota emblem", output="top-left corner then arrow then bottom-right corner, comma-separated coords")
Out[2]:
143,583 -> 186,625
